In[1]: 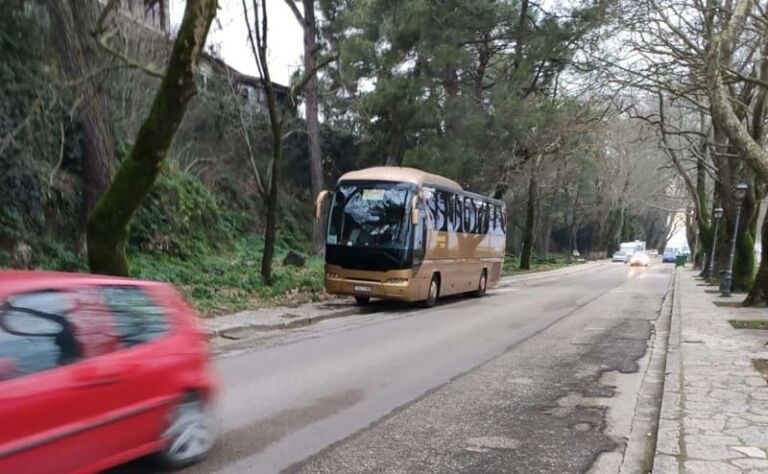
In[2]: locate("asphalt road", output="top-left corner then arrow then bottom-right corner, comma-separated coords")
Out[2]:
124,261 -> 673,473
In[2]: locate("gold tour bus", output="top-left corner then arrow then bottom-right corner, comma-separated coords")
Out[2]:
315,167 -> 506,307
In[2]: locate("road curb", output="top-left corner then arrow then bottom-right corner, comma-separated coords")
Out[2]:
208,261 -> 603,341
618,264 -> 676,473
209,306 -> 364,340
651,267 -> 684,472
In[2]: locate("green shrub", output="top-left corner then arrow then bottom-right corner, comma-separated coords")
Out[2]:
130,166 -> 231,257
130,237 -> 323,315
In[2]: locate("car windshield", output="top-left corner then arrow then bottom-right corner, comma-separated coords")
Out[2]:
327,182 -> 414,249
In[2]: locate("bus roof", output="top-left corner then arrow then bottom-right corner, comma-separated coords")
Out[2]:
338,166 -> 462,191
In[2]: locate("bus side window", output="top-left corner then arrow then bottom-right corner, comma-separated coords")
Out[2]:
476,201 -> 484,234
452,194 -> 463,233
327,192 -> 342,245
485,203 -> 492,234
413,203 -> 427,261
425,191 -> 438,230
480,202 -> 489,234
440,191 -> 453,232
463,197 -> 476,233
500,206 -> 507,234
492,204 -> 501,236
436,191 -> 448,232
489,204 -> 496,235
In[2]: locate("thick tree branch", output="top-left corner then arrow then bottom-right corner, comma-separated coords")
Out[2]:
282,0 -> 305,24
288,53 -> 338,104
705,0 -> 768,183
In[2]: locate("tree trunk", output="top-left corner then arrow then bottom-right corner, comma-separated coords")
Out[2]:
745,205 -> 768,305
47,0 -> 115,217
734,188 -> 757,291
260,106 -> 285,284
86,0 -> 218,276
261,146 -> 282,283
301,0 -> 325,257
537,164 -> 561,258
705,0 -> 768,183
520,158 -> 539,270
384,122 -> 406,166
513,0 -> 529,71
565,182 -> 582,264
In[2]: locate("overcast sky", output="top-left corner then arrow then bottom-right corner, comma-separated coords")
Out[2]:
171,0 -> 304,85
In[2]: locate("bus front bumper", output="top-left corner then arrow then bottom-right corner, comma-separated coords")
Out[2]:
324,268 -> 418,301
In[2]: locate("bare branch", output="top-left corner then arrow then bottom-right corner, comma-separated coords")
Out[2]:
282,0 -> 305,24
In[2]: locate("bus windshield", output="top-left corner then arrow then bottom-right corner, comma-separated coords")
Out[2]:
327,182 -> 414,250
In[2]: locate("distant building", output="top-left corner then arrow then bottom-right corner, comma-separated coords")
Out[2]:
100,0 -> 294,116
112,0 -> 170,34
199,55 -> 296,116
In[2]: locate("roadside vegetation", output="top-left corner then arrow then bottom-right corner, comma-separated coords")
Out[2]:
132,239 -> 324,316
729,320 -> 768,331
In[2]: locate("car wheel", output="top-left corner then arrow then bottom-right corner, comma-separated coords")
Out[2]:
423,275 -> 440,308
154,396 -> 218,470
354,296 -> 371,305
472,270 -> 487,297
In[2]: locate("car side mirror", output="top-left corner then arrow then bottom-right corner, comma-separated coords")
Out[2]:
0,309 -> 64,337
314,190 -> 329,220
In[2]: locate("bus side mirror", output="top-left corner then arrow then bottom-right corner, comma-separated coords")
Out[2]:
411,196 -> 420,226
314,190 -> 329,220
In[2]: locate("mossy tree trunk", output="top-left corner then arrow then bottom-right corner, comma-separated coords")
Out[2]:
86,0 -> 218,276
735,187 -> 757,291
705,0 -> 768,300
745,210 -> 768,305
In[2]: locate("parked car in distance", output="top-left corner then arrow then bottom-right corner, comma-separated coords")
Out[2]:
662,249 -> 677,263
0,271 -> 218,474
647,249 -> 659,257
612,251 -> 628,262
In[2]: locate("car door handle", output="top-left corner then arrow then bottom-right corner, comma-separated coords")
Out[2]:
77,375 -> 122,387
72,366 -> 126,387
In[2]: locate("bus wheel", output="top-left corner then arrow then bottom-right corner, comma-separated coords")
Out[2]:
354,296 -> 371,305
472,270 -> 487,297
423,275 -> 440,308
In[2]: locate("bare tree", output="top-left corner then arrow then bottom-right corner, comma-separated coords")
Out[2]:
284,0 -> 326,257
242,0 -> 336,282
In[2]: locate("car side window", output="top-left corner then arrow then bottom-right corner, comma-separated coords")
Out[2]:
0,291 -> 79,381
100,286 -> 168,347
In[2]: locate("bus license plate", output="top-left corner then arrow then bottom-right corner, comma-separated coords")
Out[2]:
354,285 -> 372,293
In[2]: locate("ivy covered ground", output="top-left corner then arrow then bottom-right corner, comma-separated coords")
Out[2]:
2,164 -> 323,316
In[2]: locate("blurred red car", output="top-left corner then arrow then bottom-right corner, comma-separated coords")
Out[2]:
0,271 -> 218,473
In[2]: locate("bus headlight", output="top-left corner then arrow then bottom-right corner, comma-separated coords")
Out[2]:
386,278 -> 408,284
326,271 -> 340,278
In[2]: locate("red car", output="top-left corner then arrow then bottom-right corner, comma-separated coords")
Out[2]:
0,271 -> 218,473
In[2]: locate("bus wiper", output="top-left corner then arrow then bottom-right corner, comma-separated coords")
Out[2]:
367,248 -> 401,265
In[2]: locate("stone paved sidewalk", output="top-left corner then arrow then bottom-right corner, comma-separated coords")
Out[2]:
654,268 -> 768,473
